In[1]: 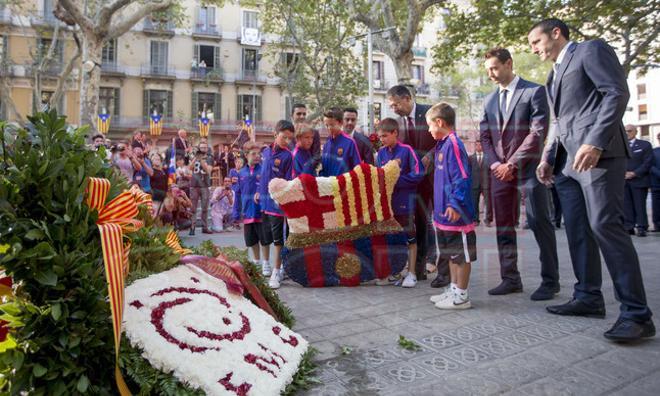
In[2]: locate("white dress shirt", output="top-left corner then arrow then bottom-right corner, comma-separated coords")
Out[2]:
499,75 -> 520,113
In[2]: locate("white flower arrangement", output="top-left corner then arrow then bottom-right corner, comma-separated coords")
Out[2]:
123,265 -> 308,396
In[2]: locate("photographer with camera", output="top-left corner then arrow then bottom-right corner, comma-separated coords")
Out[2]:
132,146 -> 154,194
188,141 -> 214,235
112,140 -> 142,182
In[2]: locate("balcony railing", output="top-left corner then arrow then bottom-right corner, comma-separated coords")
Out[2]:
143,18 -> 175,34
372,79 -> 398,91
193,24 -> 221,37
412,46 -> 428,57
31,13 -> 59,26
190,67 -> 223,81
140,63 -> 176,78
101,62 -> 125,75
416,83 -> 431,95
238,69 -> 267,83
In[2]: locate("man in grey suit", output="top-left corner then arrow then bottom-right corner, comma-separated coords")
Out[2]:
623,124 -> 653,237
480,47 -> 560,300
530,18 -> 654,341
343,107 -> 375,165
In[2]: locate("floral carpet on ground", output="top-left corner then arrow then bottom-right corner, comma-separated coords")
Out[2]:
124,264 -> 308,395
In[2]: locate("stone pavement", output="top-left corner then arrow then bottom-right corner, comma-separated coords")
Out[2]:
181,225 -> 660,396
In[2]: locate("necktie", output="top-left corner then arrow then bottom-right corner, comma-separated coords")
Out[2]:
500,89 -> 508,116
551,63 -> 560,95
407,116 -> 415,143
478,153 -> 482,165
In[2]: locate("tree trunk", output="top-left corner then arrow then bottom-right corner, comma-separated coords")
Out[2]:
78,36 -> 103,130
393,50 -> 414,87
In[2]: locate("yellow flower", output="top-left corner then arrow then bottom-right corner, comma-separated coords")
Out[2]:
0,244 -> 9,254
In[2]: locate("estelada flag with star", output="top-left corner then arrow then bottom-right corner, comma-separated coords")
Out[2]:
97,113 -> 111,134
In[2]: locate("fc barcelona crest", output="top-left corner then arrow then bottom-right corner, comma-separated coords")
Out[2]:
337,148 -> 344,156
274,158 -> 281,166
437,152 -> 443,162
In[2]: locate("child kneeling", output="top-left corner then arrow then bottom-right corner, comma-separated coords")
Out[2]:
426,103 -> 477,309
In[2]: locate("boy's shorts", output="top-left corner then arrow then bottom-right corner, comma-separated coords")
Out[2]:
394,213 -> 416,244
244,221 -> 272,247
264,214 -> 287,246
434,229 -> 477,264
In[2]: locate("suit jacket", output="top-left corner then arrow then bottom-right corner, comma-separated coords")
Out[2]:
352,131 -> 375,165
542,40 -> 630,166
626,139 -> 653,188
480,77 -> 548,180
469,153 -> 490,190
651,147 -> 660,190
399,103 -> 435,201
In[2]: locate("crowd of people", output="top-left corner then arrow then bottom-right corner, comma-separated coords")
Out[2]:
92,18 -> 656,342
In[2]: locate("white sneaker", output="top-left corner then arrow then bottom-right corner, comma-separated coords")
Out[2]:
262,260 -> 272,276
429,287 -> 451,303
401,273 -> 417,288
375,275 -> 397,286
268,270 -> 281,289
435,293 -> 471,310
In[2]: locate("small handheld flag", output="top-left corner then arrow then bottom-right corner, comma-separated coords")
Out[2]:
149,113 -> 163,136
167,138 -> 177,186
97,113 -> 111,134
198,116 -> 210,137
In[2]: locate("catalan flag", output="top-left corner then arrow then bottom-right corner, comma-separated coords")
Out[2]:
97,113 -> 111,134
167,138 -> 176,186
198,116 -> 210,137
149,114 -> 163,136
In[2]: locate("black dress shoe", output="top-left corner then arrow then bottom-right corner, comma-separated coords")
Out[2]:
636,229 -> 647,237
546,298 -> 605,318
416,272 -> 428,281
189,228 -> 195,236
604,318 -> 655,342
488,281 -> 523,295
430,275 -> 450,288
555,221 -> 561,229
628,229 -> 635,235
202,228 -> 214,234
530,284 -> 560,301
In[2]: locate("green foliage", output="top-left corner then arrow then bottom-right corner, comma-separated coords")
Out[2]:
0,111 -> 123,395
397,335 -> 421,351
127,225 -> 181,280
432,0 -> 659,76
283,347 -> 320,396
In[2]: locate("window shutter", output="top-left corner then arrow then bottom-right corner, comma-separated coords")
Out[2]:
214,46 -> 221,71
167,91 -> 173,119
191,92 -> 199,121
213,93 -> 221,120
114,88 -> 120,117
208,7 -> 215,27
143,90 -> 149,119
236,95 -> 243,121
256,95 -> 262,122
194,44 -> 200,63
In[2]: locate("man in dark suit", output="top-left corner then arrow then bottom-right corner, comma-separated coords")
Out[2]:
531,18 -> 654,341
343,107 -> 374,165
469,141 -> 493,226
479,47 -> 560,300
652,132 -> 660,232
623,124 -> 653,237
386,85 -> 447,285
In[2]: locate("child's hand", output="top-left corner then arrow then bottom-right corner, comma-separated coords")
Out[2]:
443,206 -> 460,223
254,192 -> 260,204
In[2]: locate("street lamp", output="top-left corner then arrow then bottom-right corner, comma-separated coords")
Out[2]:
350,27 -> 396,135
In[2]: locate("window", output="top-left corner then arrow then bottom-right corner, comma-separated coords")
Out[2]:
242,48 -> 258,78
38,38 -> 64,63
143,90 -> 173,119
639,104 -> 648,120
372,60 -> 384,81
150,41 -> 168,73
197,6 -> 216,30
242,10 -> 258,29
373,102 -> 382,122
637,84 -> 646,100
412,64 -> 424,83
194,44 -> 221,69
641,125 -> 650,140
99,87 -> 120,117
280,52 -> 299,71
237,94 -> 262,122
39,90 -> 63,112
192,92 -> 221,120
102,39 -> 117,65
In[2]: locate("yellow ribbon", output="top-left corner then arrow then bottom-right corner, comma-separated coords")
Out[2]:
86,177 -> 149,396
165,230 -> 193,255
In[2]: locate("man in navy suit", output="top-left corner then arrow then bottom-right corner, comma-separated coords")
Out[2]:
343,107 -> 375,165
531,18 -> 654,341
652,132 -> 660,232
479,47 -> 559,300
387,85 -> 446,285
623,125 -> 653,237
469,141 -> 493,227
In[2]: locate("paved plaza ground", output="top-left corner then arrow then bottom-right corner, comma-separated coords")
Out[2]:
181,224 -> 660,395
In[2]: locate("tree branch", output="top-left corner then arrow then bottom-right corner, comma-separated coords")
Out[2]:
625,23 -> 660,72
56,0 -> 94,33
98,0 -> 133,27
107,0 -> 176,40
51,32 -> 82,110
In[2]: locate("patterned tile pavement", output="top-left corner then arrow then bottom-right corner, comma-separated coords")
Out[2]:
182,222 -> 660,395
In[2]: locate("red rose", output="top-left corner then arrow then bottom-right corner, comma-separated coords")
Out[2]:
368,133 -> 378,143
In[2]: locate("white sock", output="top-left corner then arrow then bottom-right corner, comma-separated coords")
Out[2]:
455,287 -> 468,301
450,283 -> 458,292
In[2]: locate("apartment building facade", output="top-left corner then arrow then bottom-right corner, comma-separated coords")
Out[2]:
624,68 -> 660,146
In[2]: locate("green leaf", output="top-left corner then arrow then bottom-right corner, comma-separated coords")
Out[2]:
34,270 -> 58,286
63,214 -> 71,222
25,229 -> 45,240
32,363 -> 47,377
76,374 -> 90,392
51,303 -> 62,321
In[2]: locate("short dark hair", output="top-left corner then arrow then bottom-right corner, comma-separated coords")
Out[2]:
426,102 -> 456,128
243,141 -> 260,152
386,85 -> 412,99
92,133 -> 105,141
377,118 -> 399,134
343,107 -> 358,115
275,119 -> 295,133
323,107 -> 344,123
291,103 -> 307,115
484,47 -> 512,64
529,18 -> 570,40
